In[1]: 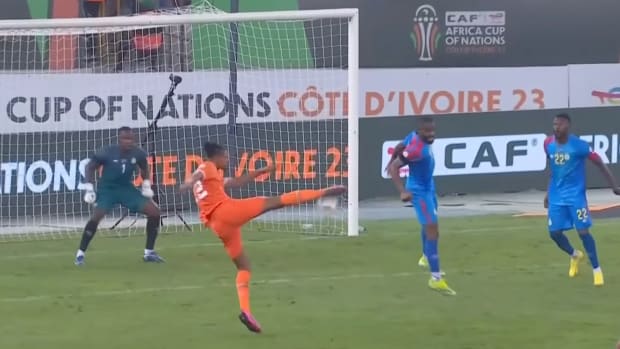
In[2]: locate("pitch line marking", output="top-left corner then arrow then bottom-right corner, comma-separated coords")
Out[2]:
0,262 -> 568,303
3,217 -> 620,261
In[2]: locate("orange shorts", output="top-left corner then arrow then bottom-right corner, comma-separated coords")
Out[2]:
204,197 -> 267,259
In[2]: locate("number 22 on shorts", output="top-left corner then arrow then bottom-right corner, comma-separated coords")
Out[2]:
576,207 -> 588,221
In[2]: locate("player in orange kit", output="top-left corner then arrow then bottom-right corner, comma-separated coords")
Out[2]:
180,142 -> 346,333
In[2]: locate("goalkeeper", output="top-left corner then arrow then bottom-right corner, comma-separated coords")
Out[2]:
75,127 -> 164,265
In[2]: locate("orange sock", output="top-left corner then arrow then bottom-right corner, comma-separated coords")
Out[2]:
236,270 -> 251,312
280,189 -> 324,206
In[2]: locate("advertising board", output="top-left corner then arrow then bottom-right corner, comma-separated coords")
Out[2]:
0,121 -> 346,218
568,64 -> 620,109
360,107 -> 620,199
0,67 -> 567,134
300,0 -> 620,68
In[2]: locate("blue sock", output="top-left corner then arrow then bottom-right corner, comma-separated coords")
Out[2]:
579,233 -> 599,269
549,231 -> 575,256
424,239 -> 440,274
420,226 -> 427,256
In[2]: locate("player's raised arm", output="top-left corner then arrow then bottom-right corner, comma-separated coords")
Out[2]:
587,150 -> 620,195
224,164 -> 275,189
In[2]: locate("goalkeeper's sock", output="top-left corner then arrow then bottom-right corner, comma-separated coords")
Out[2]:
145,217 -> 159,250
236,270 -> 252,313
549,231 -> 575,256
578,232 -> 600,269
280,190 -> 324,206
424,239 -> 441,279
79,220 -> 99,252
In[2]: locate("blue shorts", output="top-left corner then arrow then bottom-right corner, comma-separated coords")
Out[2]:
411,192 -> 438,226
548,201 -> 592,232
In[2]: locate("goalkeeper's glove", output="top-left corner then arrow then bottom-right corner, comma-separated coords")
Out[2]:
141,180 -> 154,198
83,183 -> 96,204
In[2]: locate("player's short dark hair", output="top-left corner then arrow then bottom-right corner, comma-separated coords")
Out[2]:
555,113 -> 571,123
417,116 -> 434,129
204,142 -> 226,158
118,126 -> 132,134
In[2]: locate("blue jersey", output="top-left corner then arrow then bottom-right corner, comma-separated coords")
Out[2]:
544,135 -> 593,205
402,132 -> 435,193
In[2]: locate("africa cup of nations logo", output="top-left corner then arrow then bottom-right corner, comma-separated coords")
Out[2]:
410,4 -> 441,61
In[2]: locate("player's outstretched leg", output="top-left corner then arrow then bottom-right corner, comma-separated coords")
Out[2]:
577,229 -> 603,286
75,209 -> 107,266
142,201 -> 164,263
224,186 -> 347,227
424,223 -> 455,296
264,185 -> 346,212
549,230 -> 583,278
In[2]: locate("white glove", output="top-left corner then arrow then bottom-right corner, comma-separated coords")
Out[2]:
141,180 -> 154,198
83,183 -> 96,204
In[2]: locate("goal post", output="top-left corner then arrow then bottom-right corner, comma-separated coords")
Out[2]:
0,6 -> 360,240
347,10 -> 360,238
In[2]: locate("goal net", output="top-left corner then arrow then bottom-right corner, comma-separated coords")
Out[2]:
0,3 -> 359,241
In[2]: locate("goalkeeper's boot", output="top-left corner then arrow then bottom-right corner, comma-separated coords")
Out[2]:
239,311 -> 262,333
74,255 -> 85,266
568,250 -> 584,278
143,251 -> 166,263
593,269 -> 604,287
428,277 -> 456,296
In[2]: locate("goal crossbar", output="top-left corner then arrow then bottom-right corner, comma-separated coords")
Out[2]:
0,9 -> 359,30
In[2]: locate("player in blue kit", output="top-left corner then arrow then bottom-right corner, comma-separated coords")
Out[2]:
544,113 -> 620,286
387,117 -> 455,295
75,127 -> 165,265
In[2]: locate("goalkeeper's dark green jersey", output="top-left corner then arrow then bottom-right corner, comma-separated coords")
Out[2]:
90,145 -> 148,188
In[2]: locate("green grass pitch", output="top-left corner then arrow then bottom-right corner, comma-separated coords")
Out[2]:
1,215 -> 619,349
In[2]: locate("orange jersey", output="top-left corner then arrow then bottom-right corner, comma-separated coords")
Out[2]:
193,161 -> 231,220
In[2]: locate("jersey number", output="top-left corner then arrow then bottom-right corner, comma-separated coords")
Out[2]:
122,164 -> 126,173
194,181 -> 208,200
554,153 -> 568,165
576,208 -> 588,221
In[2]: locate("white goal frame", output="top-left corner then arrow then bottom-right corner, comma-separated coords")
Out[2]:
0,8 -> 360,237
